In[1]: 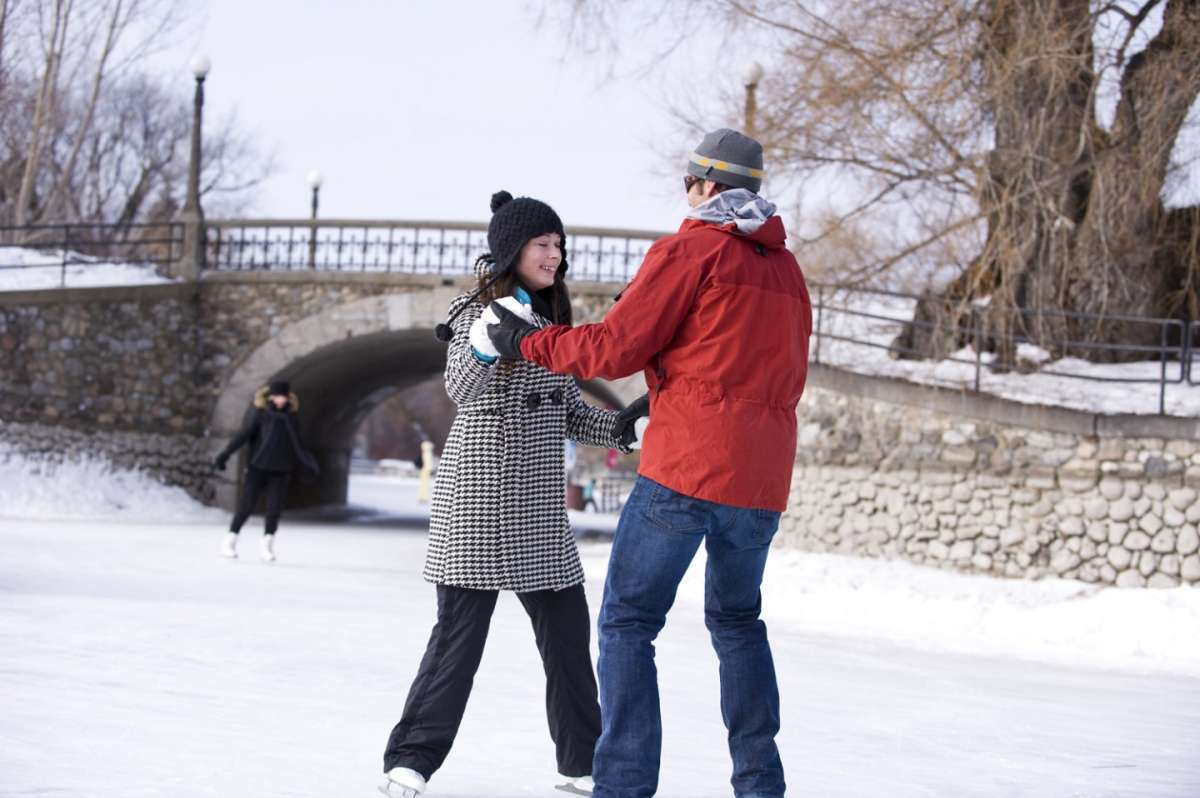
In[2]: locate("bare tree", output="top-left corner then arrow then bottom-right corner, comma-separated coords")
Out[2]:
551,0 -> 1200,361
0,0 -> 269,234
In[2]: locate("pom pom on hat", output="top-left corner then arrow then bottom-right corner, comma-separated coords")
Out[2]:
490,190 -> 514,213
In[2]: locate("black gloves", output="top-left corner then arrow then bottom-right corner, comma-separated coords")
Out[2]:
485,302 -> 537,360
614,393 -> 650,449
213,454 -> 228,472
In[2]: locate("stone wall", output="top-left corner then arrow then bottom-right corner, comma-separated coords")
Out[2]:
0,284 -> 207,434
779,383 -> 1200,587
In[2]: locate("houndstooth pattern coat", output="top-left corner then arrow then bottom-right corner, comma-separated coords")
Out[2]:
422,292 -> 623,593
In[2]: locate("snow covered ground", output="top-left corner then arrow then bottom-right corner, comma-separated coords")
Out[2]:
3,469 -> 1200,796
0,246 -> 173,291
815,290 -> 1200,417
0,443 -> 224,524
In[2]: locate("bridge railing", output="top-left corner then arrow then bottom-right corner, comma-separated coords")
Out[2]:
203,219 -> 665,284
0,222 -> 183,288
811,283 -> 1195,415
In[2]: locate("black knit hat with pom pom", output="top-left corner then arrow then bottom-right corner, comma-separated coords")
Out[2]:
485,190 -> 568,276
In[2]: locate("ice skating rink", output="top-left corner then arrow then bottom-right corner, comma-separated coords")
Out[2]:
2,514 -> 1199,798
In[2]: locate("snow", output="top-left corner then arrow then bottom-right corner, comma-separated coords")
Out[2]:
0,246 -> 173,291
347,472 -> 622,534
0,443 -> 223,523
2,467 -> 1200,796
815,290 -> 1200,416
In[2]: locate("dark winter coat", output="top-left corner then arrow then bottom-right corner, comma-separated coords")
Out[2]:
423,290 -> 625,593
522,215 -> 812,512
218,388 -> 320,478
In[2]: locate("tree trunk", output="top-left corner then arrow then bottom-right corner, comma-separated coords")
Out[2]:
1066,0 -> 1200,352
14,0 -> 72,228
895,0 -> 1200,364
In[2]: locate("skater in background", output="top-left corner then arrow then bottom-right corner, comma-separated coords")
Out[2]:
581,478 -> 598,513
486,130 -> 810,798
415,438 -> 435,503
379,191 -> 649,798
213,380 -> 318,562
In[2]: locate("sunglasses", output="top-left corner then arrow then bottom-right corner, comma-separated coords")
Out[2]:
684,175 -> 704,193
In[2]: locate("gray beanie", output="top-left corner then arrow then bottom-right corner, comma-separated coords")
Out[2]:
686,128 -> 764,193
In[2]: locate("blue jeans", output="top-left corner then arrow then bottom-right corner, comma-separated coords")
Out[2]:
593,477 -> 785,798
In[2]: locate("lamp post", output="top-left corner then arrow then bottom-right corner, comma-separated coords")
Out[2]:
742,61 -> 764,140
176,55 -> 210,279
306,170 -> 322,269
183,56 -> 210,216
307,171 -> 323,219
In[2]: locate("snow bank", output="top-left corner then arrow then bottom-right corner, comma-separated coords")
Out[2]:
0,443 -> 222,523
0,247 -> 173,291
749,549 -> 1194,676
581,543 -> 1200,677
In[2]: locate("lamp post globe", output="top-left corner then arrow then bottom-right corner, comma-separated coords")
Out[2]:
741,61 -> 764,88
191,55 -> 211,80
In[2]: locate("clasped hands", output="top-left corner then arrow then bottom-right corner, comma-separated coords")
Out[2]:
469,297 -> 537,361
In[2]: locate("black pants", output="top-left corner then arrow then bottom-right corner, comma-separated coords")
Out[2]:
383,584 -> 601,780
229,467 -> 290,535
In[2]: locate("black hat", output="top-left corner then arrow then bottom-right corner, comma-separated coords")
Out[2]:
486,190 -> 568,277
268,380 -> 291,396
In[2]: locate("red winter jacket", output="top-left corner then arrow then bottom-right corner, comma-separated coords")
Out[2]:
521,216 -> 812,511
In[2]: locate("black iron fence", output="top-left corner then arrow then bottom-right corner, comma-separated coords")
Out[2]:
203,219 -> 662,283
811,283 -> 1194,414
1190,322 -> 1200,388
0,222 -> 183,288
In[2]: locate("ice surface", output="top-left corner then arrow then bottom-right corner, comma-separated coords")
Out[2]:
2,507 -> 1198,797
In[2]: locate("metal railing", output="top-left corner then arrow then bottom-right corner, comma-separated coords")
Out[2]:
204,219 -> 664,283
594,474 -> 637,513
0,222 -> 183,289
811,283 -> 1194,414
1190,321 -> 1200,387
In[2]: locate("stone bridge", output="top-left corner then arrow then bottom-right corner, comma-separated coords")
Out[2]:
4,217 -> 1200,588
0,266 -> 646,511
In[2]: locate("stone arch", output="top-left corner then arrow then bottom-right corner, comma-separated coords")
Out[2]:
208,289 -> 645,510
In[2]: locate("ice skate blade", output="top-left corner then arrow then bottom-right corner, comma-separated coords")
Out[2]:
378,785 -> 418,798
555,785 -> 592,796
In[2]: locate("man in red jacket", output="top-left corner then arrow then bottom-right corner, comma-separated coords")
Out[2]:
487,129 -> 811,798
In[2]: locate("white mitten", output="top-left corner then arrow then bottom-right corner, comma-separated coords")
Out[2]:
493,294 -> 536,322
629,416 -> 650,450
469,314 -> 500,360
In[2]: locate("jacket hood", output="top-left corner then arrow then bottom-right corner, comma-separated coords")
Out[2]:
680,213 -> 788,250
254,386 -> 299,412
686,188 -> 777,235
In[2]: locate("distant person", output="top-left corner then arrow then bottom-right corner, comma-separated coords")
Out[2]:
379,191 -> 649,797
485,130 -> 812,798
581,478 -> 598,513
213,380 -> 318,562
415,439 -> 435,504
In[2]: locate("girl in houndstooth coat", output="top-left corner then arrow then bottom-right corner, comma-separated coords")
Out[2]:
381,192 -> 647,797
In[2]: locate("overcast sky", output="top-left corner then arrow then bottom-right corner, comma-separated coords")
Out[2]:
160,1 -> 1196,237
164,1 -> 723,233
